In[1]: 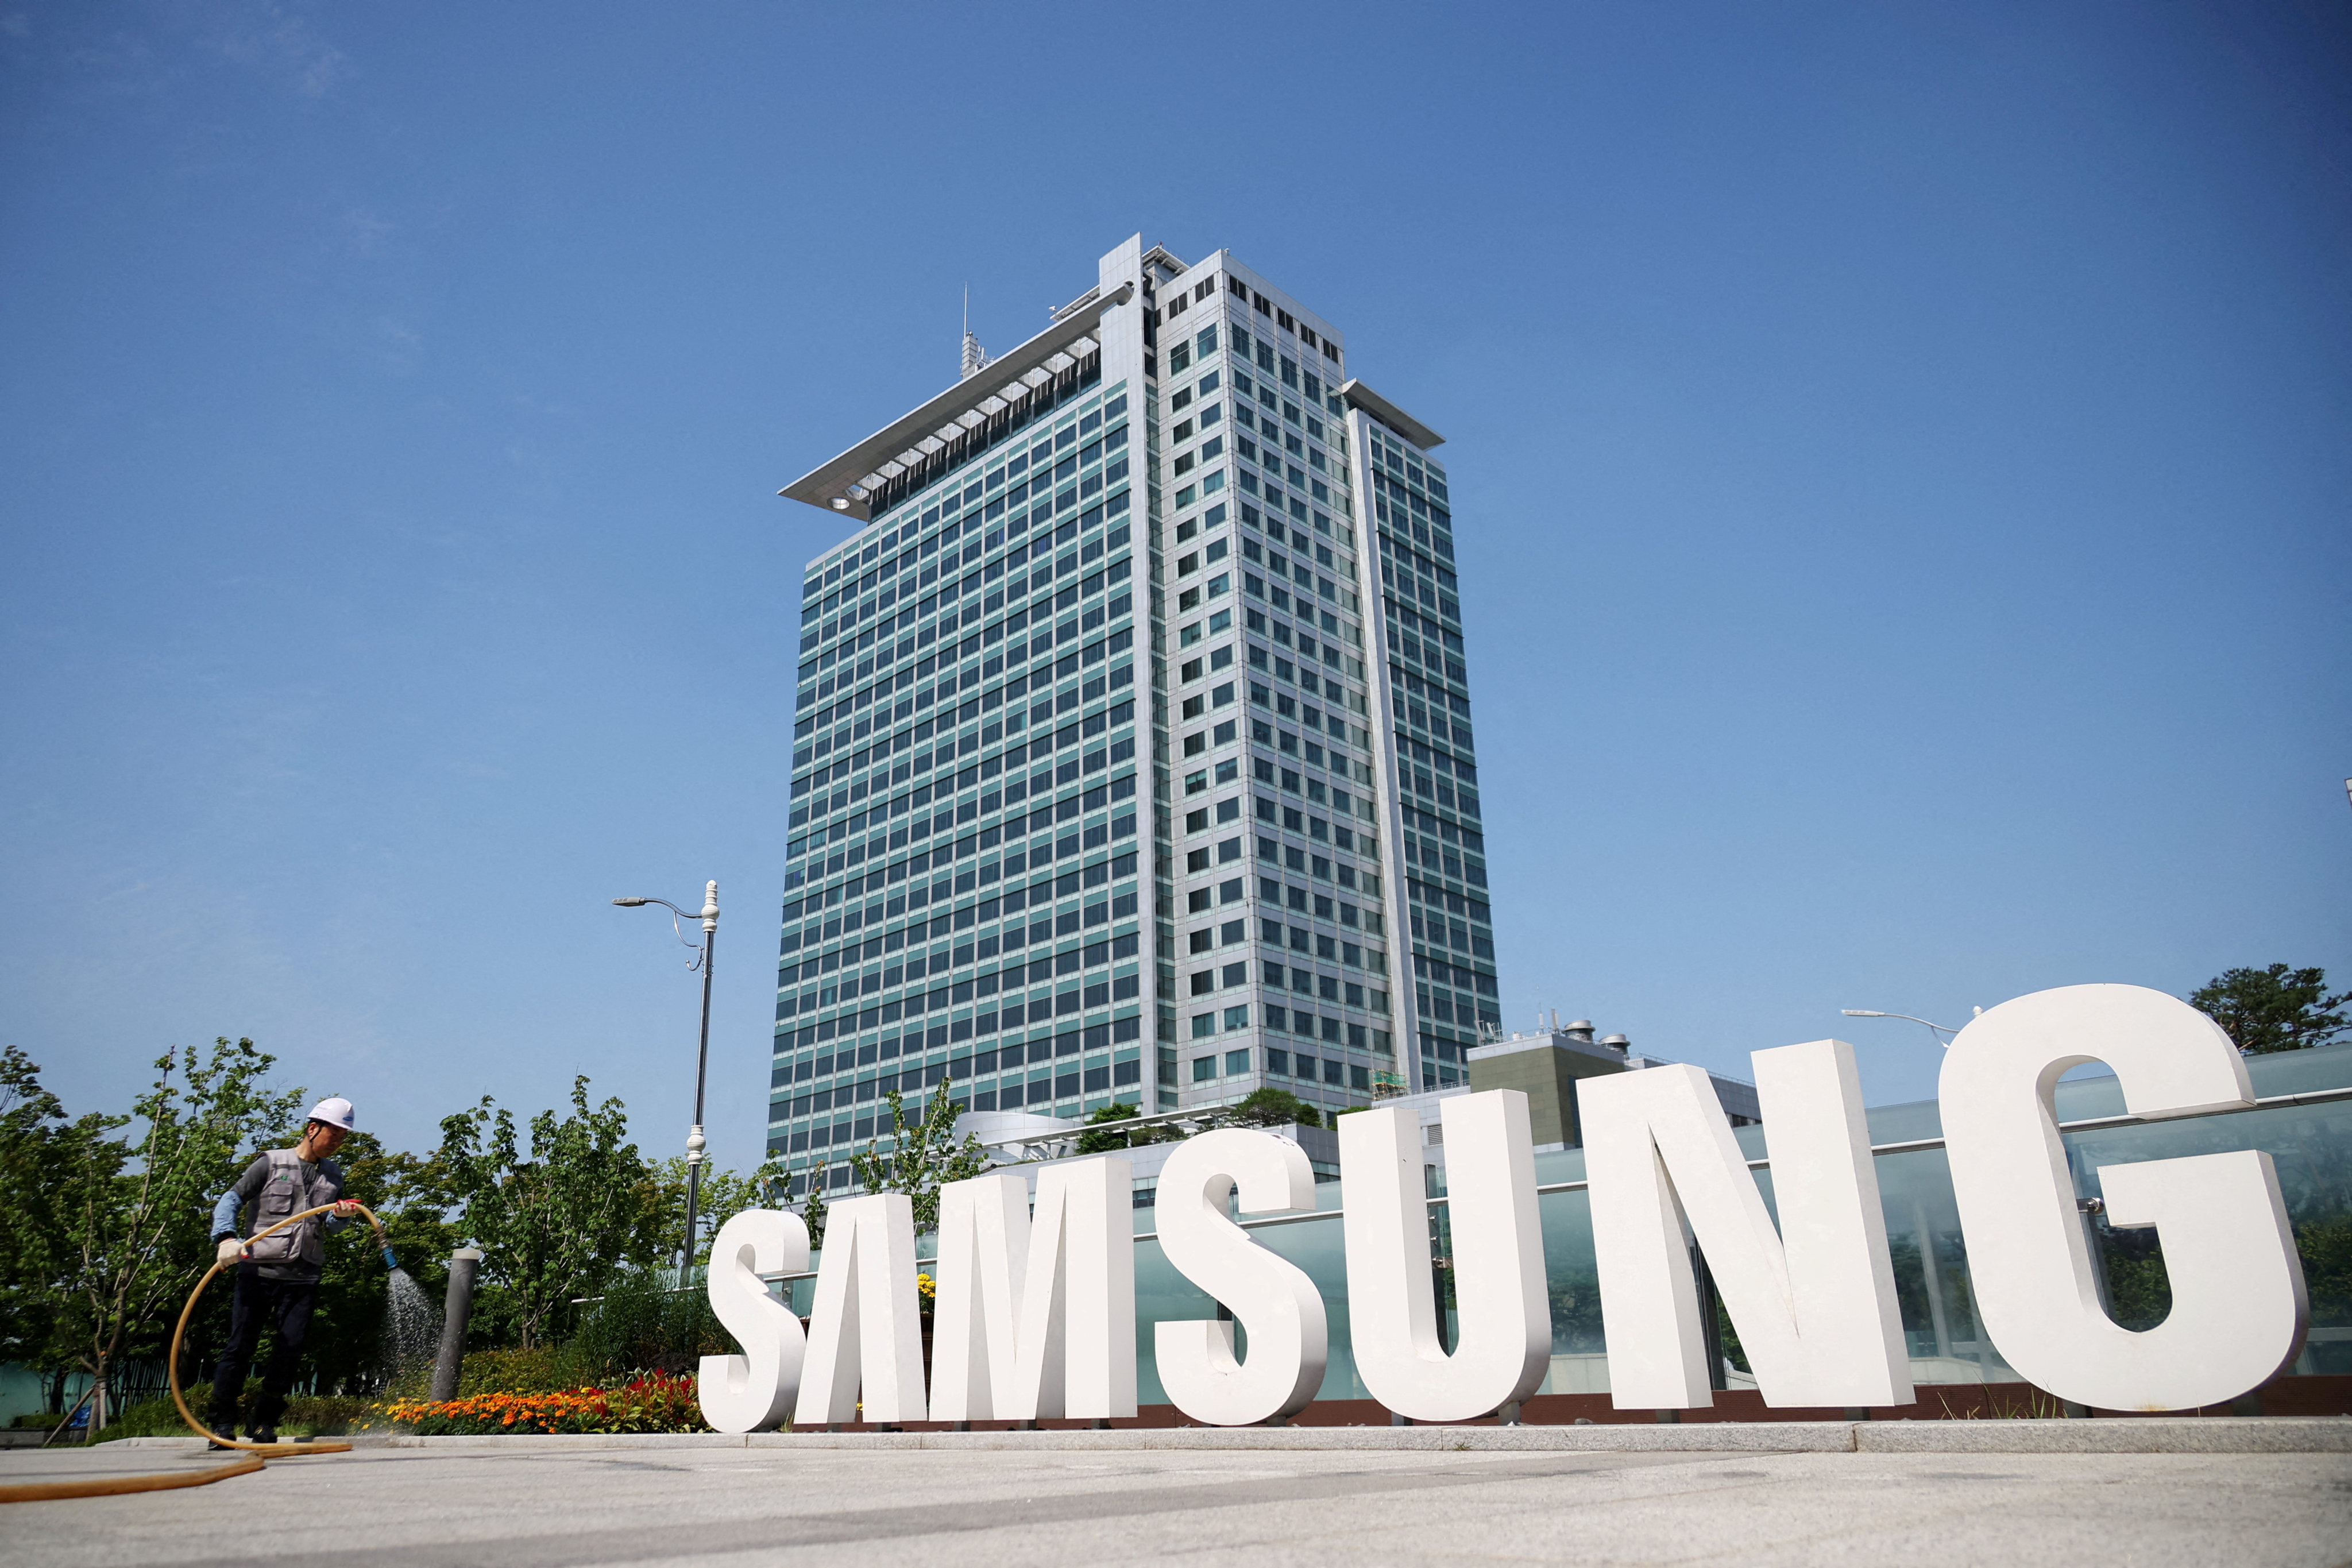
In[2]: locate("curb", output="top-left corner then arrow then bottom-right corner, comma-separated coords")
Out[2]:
748,1425 -> 1849,1452
101,1418 -> 2352,1455
1853,1418 -> 2352,1454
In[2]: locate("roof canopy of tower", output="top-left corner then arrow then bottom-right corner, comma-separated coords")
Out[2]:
1338,379 -> 1444,452
778,283 -> 1134,520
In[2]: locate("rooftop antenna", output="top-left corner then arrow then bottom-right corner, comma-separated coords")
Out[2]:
960,285 -> 990,380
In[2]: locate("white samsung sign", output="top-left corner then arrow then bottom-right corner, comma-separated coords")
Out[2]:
698,984 -> 2310,1430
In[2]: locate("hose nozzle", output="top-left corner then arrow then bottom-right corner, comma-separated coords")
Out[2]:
381,1245 -> 400,1272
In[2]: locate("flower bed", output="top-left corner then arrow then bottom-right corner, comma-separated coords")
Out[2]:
379,1372 -> 705,1435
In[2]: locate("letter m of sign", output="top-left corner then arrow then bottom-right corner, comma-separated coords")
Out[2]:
929,1159 -> 1137,1423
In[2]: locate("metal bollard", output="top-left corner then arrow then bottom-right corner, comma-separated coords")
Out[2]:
430,1248 -> 482,1403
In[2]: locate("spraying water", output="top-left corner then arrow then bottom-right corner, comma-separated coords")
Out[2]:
379,1269 -> 444,1396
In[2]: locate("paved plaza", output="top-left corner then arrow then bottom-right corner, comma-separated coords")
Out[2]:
5,1431 -> 2351,1567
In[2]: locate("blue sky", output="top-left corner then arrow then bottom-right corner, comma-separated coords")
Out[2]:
2,2 -> 2345,1168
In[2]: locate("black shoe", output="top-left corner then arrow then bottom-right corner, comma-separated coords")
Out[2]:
207,1426 -> 238,1451
247,1427 -> 277,1447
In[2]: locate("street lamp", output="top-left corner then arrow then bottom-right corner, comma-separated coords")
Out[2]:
1840,1008 -> 1966,1047
613,881 -> 720,1277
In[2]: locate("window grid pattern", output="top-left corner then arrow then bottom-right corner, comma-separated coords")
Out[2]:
1158,293 -> 1401,1112
773,372 -> 1154,1187
1364,418 -> 1498,1088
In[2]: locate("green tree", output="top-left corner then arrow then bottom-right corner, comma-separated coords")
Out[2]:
436,1077 -> 651,1348
2297,1214 -> 2352,1326
1229,1088 -> 1323,1129
2190,964 -> 2352,1055
0,1047 -> 79,1402
1074,1101 -> 1159,1154
847,1082 -> 987,1234
640,1156 -> 770,1269
788,1159 -> 832,1249
55,1039 -> 307,1427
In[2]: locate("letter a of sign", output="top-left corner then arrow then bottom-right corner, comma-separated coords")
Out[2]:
1584,1039 -> 1911,1409
1340,1091 -> 1549,1422
793,1192 -> 928,1427
698,1209 -> 808,1432
1154,1129 -> 1328,1426
929,1158 -> 1138,1423
1941,983 -> 2307,1412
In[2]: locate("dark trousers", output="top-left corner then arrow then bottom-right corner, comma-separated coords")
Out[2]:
211,1265 -> 320,1430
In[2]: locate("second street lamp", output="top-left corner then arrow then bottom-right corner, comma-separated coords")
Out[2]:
613,880 -> 720,1277
1839,1007 -> 1966,1047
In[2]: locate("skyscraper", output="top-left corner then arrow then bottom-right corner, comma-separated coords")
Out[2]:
766,235 -> 1499,1193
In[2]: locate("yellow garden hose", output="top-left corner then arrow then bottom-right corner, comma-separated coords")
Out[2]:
0,1454 -> 264,1504
0,1199 -> 386,1504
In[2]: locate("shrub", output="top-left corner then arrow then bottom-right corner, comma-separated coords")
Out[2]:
281,1394 -> 377,1434
377,1300 -> 716,1408
91,1397 -> 200,1443
1230,1088 -> 1323,1129
454,1346 -> 567,1397
557,1268 -> 725,1384
91,1387 -> 385,1442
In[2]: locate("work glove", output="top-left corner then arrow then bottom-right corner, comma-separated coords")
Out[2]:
215,1237 -> 245,1267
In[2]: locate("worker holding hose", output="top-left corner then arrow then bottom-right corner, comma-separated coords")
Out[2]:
204,1098 -> 364,1448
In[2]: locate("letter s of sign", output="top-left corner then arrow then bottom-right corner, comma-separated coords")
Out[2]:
1942,983 -> 2309,1412
698,1208 -> 809,1433
1154,1128 -> 1328,1426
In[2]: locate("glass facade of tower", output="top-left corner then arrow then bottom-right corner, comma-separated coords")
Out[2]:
1353,416 -> 1501,1088
770,360 -> 1149,1191
768,239 -> 1502,1191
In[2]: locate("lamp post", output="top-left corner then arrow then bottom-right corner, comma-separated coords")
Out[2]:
613,881 -> 720,1278
1839,1008 -> 1964,1048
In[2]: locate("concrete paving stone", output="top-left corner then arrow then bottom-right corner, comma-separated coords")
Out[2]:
1852,1415 -> 2352,1453
3,1442 -> 2347,1566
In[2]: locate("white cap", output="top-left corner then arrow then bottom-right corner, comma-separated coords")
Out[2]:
308,1097 -> 357,1131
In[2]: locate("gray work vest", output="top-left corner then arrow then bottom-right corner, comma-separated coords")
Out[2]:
244,1149 -> 344,1272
